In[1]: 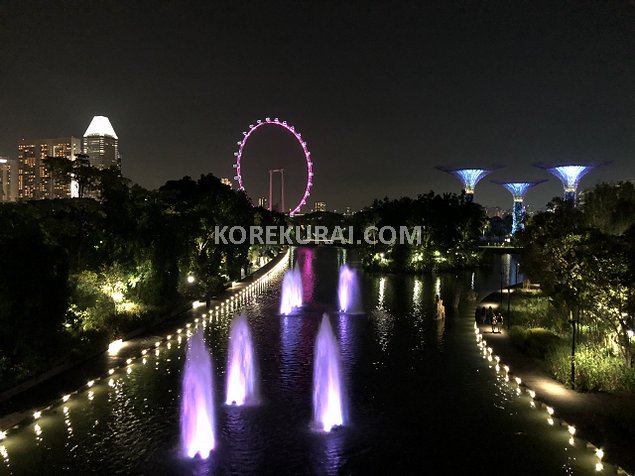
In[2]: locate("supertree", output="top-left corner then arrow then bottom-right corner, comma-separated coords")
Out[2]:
436,166 -> 502,201
492,180 -> 547,235
534,163 -> 608,204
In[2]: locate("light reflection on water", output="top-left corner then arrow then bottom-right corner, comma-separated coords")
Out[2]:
0,250 -> 604,475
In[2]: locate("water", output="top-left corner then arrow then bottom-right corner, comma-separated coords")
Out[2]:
312,314 -> 346,432
280,265 -> 303,315
225,313 -> 259,406
180,330 -> 215,459
338,264 -> 361,313
0,249 -> 604,475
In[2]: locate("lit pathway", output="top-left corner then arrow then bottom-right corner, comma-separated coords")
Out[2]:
477,292 -> 635,475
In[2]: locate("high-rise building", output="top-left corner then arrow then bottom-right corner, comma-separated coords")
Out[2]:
314,201 -> 327,212
257,196 -> 268,208
82,116 -> 120,170
0,156 -> 18,202
220,177 -> 233,188
17,138 -> 81,199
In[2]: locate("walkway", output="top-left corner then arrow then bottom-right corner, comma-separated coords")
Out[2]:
477,291 -> 635,475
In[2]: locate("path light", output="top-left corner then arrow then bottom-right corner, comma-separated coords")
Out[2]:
62,395 -> 70,402
514,377 -> 522,385
108,369 -> 115,375
33,411 -> 41,420
0,431 -> 6,440
187,275 -> 195,284
547,417 -> 554,426
126,358 -> 132,365
568,425 -> 576,436
596,449 -> 604,460
108,379 -> 115,387
108,339 -> 124,354
595,462 -> 603,472
87,380 -> 95,387
546,406 -> 554,415
528,390 -> 536,398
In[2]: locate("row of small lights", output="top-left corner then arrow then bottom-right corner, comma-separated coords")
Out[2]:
0,250 -> 290,464
472,322 -> 626,474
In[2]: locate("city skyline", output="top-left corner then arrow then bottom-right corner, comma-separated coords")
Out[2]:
0,1 -> 633,211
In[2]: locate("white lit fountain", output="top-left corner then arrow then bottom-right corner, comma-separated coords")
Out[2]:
180,330 -> 215,459
338,264 -> 361,313
280,265 -> 303,315
313,314 -> 346,432
225,313 -> 259,406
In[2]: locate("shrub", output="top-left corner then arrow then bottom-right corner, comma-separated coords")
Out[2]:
546,343 -> 635,392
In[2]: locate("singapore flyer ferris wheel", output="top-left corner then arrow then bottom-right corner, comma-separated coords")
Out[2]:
233,117 -> 314,216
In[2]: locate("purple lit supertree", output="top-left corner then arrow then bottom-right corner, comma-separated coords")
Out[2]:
492,180 -> 547,235
534,163 -> 608,204
436,166 -> 502,201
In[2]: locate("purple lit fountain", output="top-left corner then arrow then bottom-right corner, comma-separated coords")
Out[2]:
338,264 -> 361,313
313,314 -> 346,432
280,265 -> 303,315
225,314 -> 259,406
180,331 -> 215,459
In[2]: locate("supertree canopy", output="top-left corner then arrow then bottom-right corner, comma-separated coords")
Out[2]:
492,180 -> 547,235
534,162 -> 608,203
436,166 -> 502,201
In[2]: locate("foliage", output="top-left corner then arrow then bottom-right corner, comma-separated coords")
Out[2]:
546,343 -> 635,392
354,191 -> 487,272
0,172 -> 280,391
520,184 -> 635,369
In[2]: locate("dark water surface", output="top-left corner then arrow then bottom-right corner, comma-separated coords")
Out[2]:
0,248 -> 602,475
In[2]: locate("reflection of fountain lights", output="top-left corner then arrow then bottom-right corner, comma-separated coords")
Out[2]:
434,276 -> 441,297
412,279 -> 422,304
377,277 -> 386,309
470,272 -> 475,290
371,308 -> 394,352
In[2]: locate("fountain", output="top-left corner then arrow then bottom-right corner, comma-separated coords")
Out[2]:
313,314 -> 346,432
225,313 -> 259,406
180,331 -> 215,459
338,264 -> 361,313
280,265 -> 303,315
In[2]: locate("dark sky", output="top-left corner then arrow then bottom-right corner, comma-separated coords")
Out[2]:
1,0 -> 633,211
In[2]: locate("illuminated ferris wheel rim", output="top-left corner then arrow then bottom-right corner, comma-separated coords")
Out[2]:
234,117 -> 313,216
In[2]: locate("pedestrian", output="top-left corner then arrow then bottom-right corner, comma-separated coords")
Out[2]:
480,306 -> 487,325
486,306 -> 494,326
496,313 -> 504,333
491,313 -> 498,333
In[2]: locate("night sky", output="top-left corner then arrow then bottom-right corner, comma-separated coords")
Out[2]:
1,0 -> 633,211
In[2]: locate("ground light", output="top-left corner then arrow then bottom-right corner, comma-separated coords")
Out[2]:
473,322 -> 624,474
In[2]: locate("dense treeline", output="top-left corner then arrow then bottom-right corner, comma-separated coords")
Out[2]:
353,192 -> 487,271
516,181 -> 635,389
0,171 -> 282,388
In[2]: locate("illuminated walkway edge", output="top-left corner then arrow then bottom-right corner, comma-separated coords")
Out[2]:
474,291 -> 634,475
